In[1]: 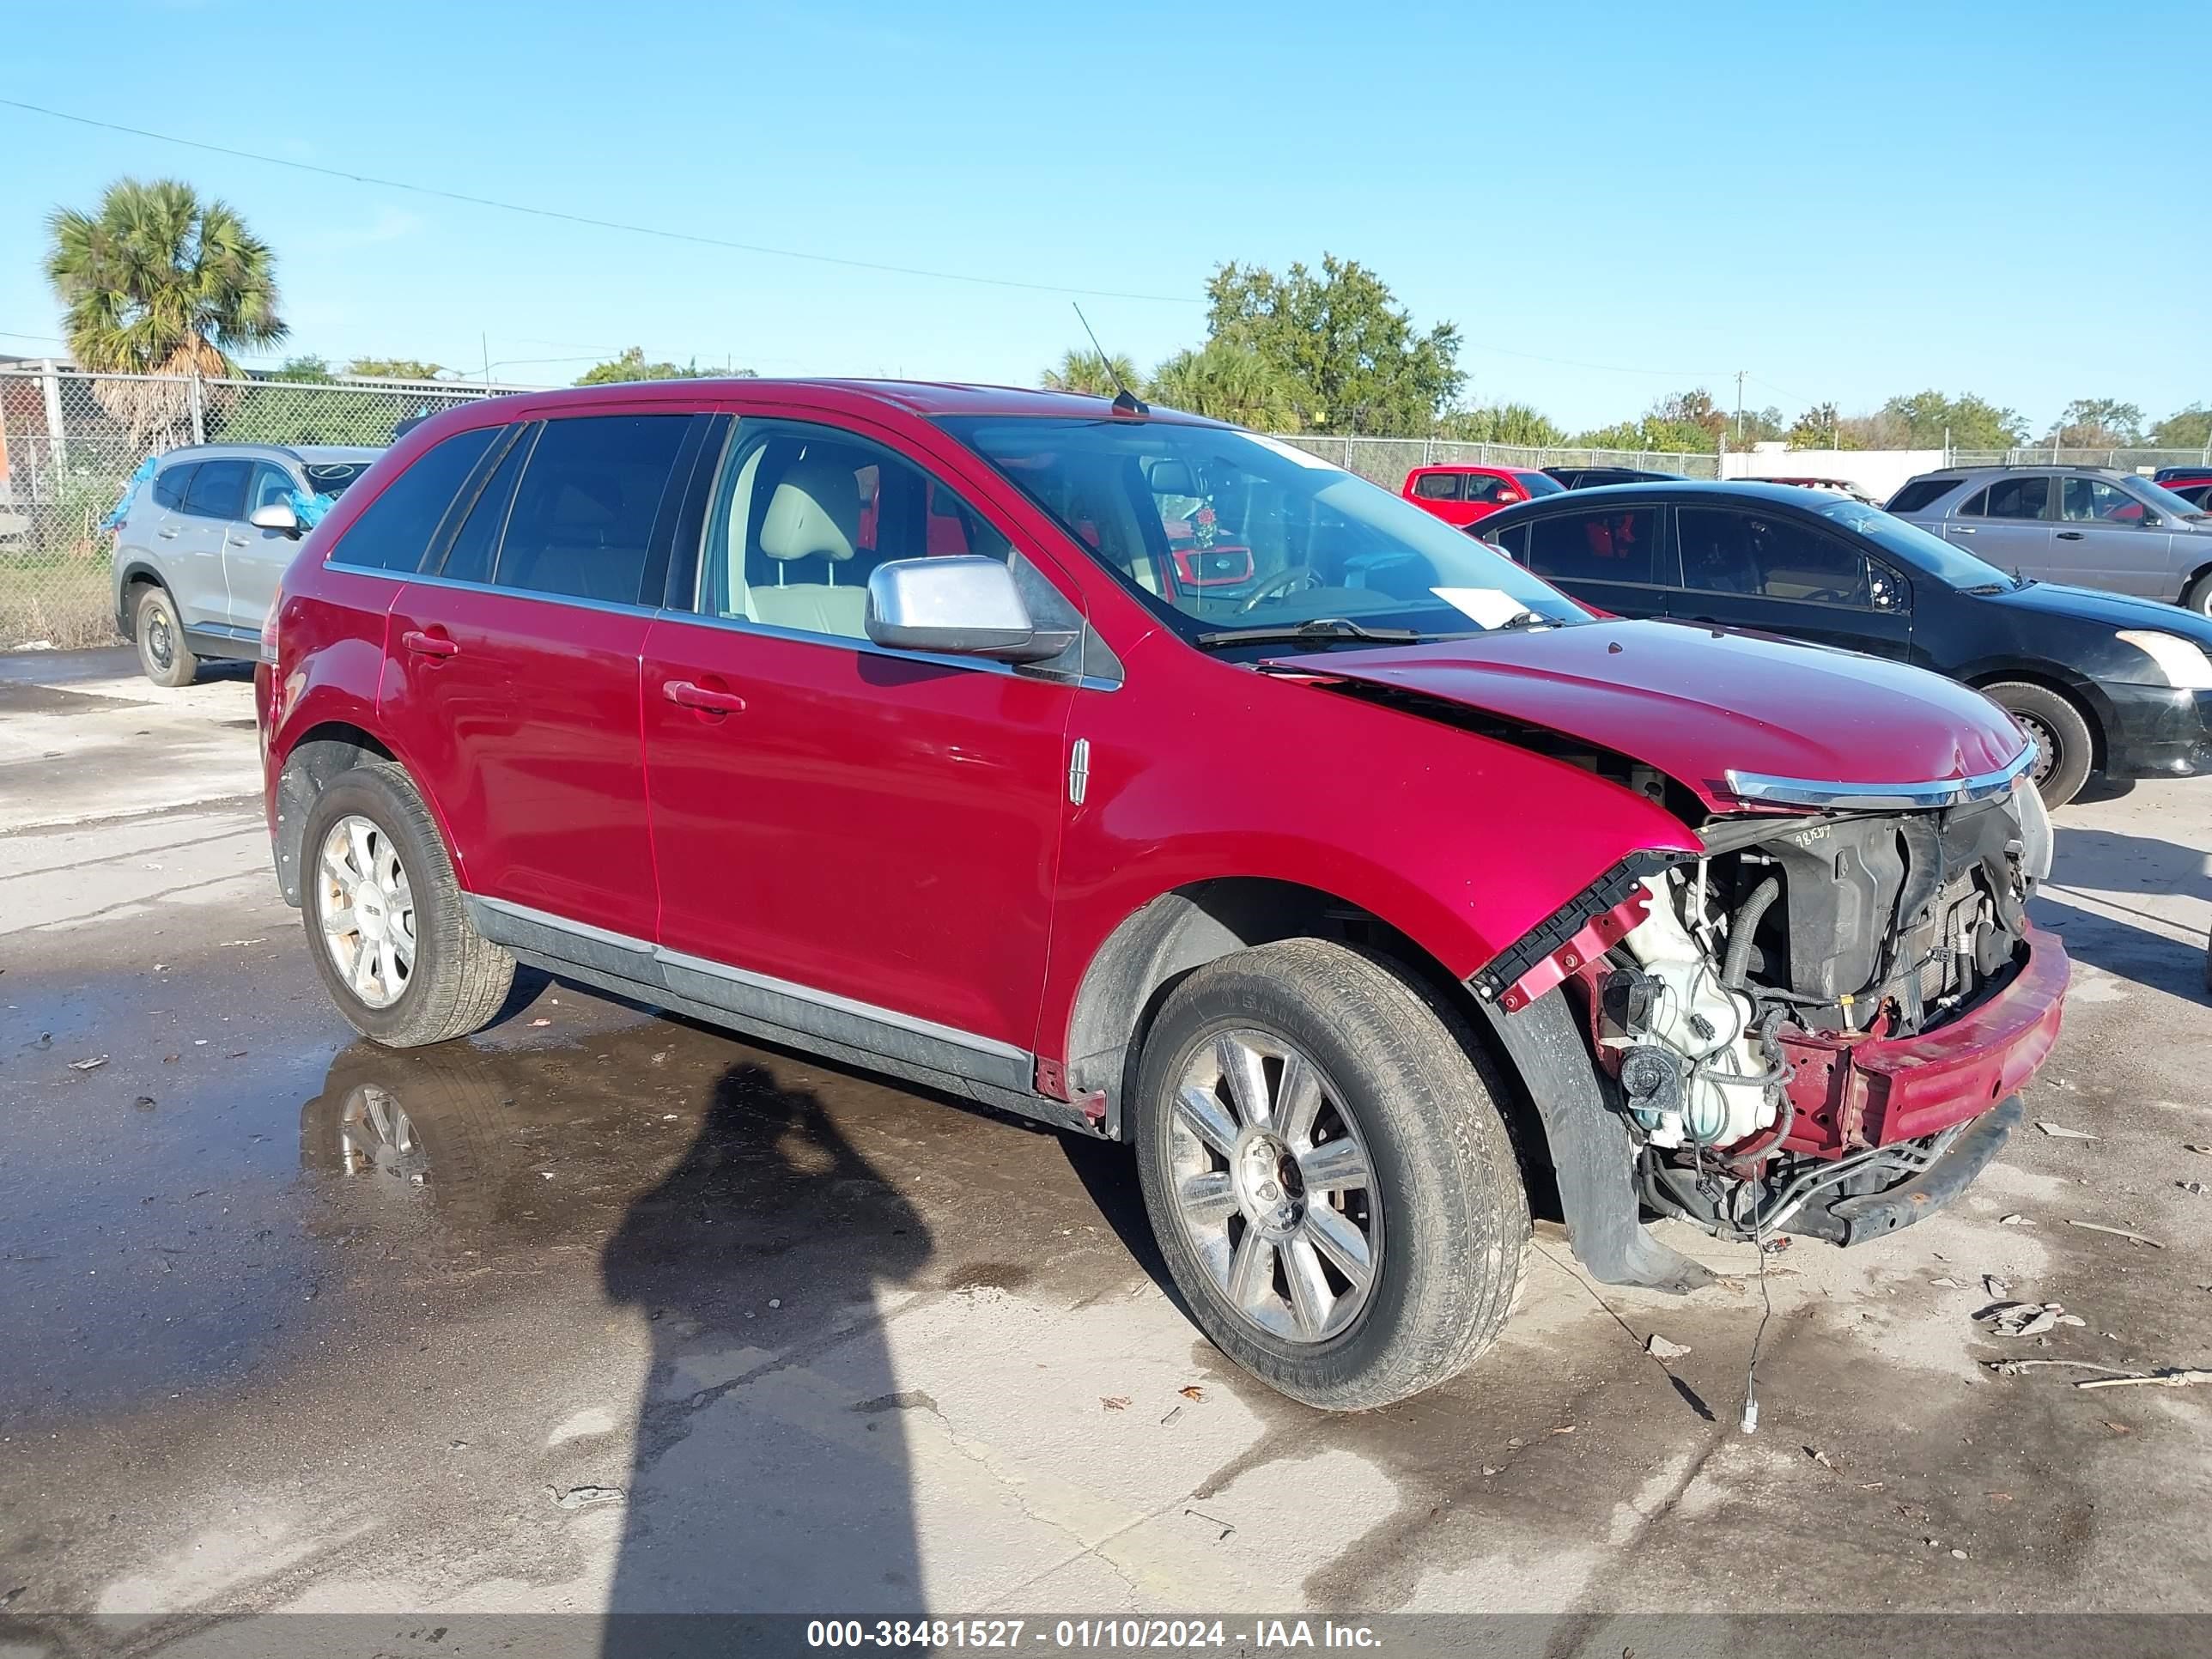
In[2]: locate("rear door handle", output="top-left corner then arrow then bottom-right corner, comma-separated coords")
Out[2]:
2056,531 -> 2085,541
1944,524 -> 1975,535
156,526 -> 179,539
401,629 -> 459,659
662,678 -> 746,714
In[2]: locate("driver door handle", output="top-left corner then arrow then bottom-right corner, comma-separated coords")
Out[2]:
2056,531 -> 2086,541
662,678 -> 747,714
401,629 -> 459,659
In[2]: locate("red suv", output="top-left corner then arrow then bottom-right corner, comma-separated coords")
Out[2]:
1401,463 -> 1563,528
258,381 -> 2067,1408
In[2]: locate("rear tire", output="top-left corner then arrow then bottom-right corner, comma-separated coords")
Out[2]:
1131,939 -> 1528,1411
133,585 -> 197,688
1984,681 -> 2094,810
301,763 -> 514,1047
2182,573 -> 2212,618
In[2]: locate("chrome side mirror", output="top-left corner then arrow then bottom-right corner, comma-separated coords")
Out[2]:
865,556 -> 1078,664
249,501 -> 301,535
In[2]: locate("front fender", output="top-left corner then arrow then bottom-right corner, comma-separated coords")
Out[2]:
1038,654 -> 1703,1066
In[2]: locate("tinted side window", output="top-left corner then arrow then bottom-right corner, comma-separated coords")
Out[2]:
248,462 -> 296,514
328,427 -> 498,572
1886,478 -> 1957,514
493,414 -> 692,605
152,463 -> 197,511
181,459 -> 249,520
1466,475 -> 1514,504
1411,472 -> 1462,501
437,428 -> 532,586
2060,477 -> 2142,523
1972,477 -> 2050,520
1487,522 -> 1530,558
1526,507 -> 1658,585
1680,508 -> 1869,605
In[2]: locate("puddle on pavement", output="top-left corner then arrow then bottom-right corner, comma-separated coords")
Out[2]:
1,957 -> 1128,1428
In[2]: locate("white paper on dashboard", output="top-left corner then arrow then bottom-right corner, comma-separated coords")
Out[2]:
1430,586 -> 1537,629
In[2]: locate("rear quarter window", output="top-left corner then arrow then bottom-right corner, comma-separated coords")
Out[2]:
1886,478 -> 1960,514
325,427 -> 500,572
152,464 -> 196,511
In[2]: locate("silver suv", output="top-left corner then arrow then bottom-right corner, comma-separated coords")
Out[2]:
112,442 -> 378,684
1886,465 -> 2212,614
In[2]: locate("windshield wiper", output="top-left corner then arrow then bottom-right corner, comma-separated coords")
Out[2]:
1959,581 -> 2011,596
1194,617 -> 1424,649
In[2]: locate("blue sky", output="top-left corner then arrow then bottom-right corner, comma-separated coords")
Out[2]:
3,0 -> 2206,432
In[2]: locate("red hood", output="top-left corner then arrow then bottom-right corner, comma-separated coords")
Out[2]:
1273,620 -> 2029,811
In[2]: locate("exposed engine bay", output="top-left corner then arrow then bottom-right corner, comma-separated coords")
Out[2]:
1582,776 -> 2054,1243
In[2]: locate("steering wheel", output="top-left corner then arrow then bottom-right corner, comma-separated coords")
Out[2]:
1237,565 -> 1316,613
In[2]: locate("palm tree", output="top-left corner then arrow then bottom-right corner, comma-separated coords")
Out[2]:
1041,348 -> 1139,398
46,177 -> 286,440
1145,341 -> 1302,431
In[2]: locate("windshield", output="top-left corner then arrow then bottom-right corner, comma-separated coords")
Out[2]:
1815,498 -> 2019,589
2132,477 -> 2212,520
1517,471 -> 1565,496
939,418 -> 1587,640
302,462 -> 370,497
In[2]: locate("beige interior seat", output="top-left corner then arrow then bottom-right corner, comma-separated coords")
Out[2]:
749,454 -> 868,637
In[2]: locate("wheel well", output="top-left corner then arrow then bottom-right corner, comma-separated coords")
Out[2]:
2185,561 -> 2212,605
116,564 -> 170,638
273,724 -> 396,906
1061,878 -> 1546,1164
1970,670 -> 2106,774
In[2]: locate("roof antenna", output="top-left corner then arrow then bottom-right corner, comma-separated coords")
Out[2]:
1073,302 -> 1146,416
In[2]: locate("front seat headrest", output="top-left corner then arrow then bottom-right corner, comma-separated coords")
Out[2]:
758,454 -> 861,562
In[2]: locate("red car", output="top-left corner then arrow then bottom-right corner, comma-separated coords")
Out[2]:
258,381 -> 2065,1408
1401,462 -> 1563,527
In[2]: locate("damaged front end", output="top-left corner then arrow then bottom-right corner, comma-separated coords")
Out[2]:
1474,750 -> 2066,1275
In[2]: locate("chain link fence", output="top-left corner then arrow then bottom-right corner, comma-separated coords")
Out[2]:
1268,434 -> 1720,485
0,365 -> 530,647
1948,446 -> 2212,472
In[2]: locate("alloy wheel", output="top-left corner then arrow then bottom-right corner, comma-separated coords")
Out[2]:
1164,1030 -> 1382,1344
318,813 -> 416,1010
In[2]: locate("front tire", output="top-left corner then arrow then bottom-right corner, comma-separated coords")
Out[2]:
301,763 -> 514,1047
1132,939 -> 1528,1411
133,585 -> 197,688
2182,573 -> 2212,618
1985,681 -> 2094,810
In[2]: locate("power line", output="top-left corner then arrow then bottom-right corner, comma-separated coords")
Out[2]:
0,97 -> 1201,307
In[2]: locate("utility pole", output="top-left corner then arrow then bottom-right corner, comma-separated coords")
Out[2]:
1733,369 -> 1747,443
482,332 -> 492,389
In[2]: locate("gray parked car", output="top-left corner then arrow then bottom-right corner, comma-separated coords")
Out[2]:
1886,465 -> 2212,615
112,442 -> 379,685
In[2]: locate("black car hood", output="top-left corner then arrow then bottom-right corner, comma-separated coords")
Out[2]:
1979,580 -> 2212,645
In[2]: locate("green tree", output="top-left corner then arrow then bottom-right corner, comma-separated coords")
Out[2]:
1040,349 -> 1139,397
45,177 -> 285,374
1879,390 -> 2027,450
1145,341 -> 1303,429
1204,256 -> 1462,435
345,356 -> 447,381
1787,403 -> 1847,448
574,346 -> 717,385
2150,404 -> 2211,449
1437,403 -> 1565,446
270,355 -> 337,383
2046,397 -> 2144,448
45,176 -> 286,441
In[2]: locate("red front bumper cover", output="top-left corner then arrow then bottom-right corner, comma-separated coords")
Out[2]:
1777,923 -> 2069,1157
